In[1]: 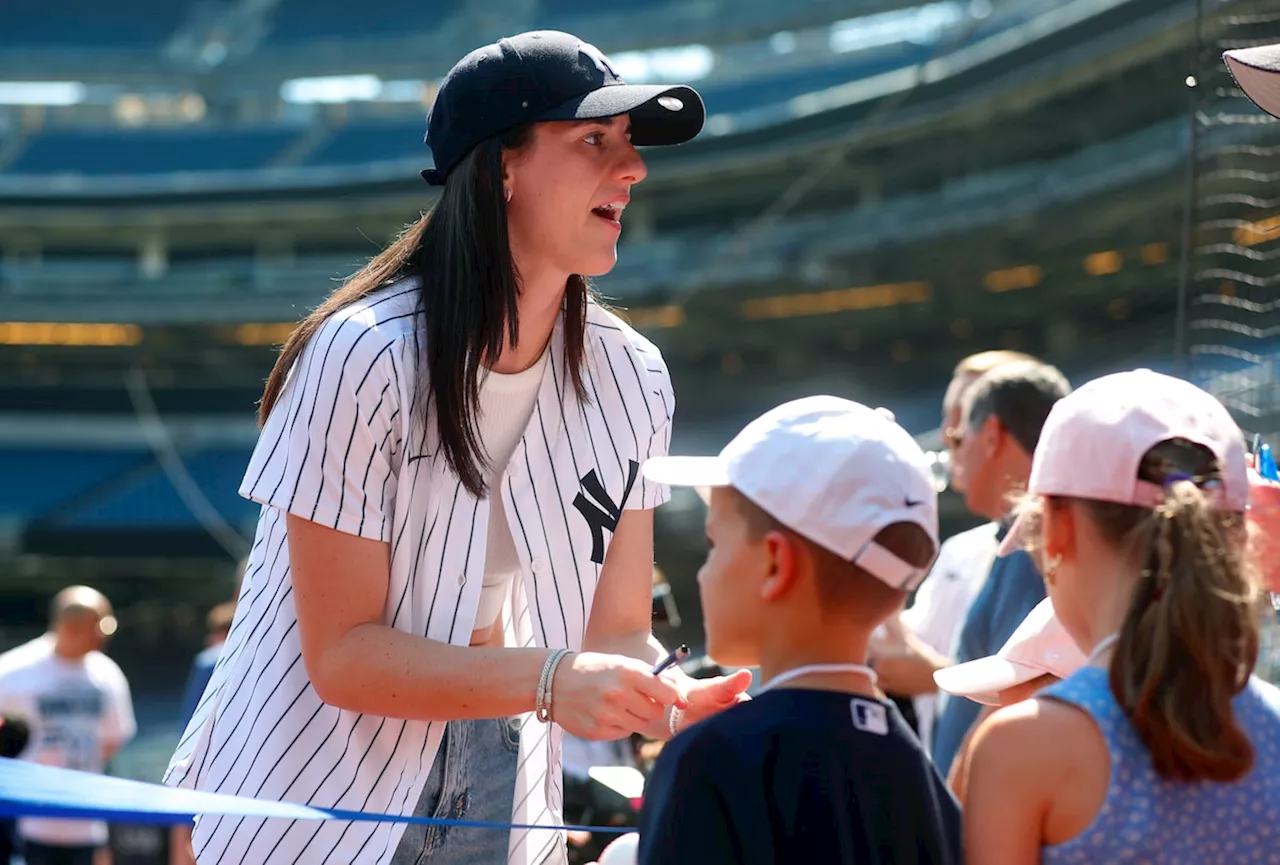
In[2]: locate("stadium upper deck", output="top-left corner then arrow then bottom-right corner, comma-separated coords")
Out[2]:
1,0 -> 1269,558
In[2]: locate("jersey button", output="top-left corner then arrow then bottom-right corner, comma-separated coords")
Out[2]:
532,558 -> 546,575
457,573 -> 466,586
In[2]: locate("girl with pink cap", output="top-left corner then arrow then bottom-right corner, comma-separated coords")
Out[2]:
961,369 -> 1280,863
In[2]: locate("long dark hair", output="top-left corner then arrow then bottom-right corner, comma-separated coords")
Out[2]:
258,124 -> 593,497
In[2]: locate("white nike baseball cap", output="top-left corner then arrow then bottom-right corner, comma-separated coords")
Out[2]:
1224,42 -> 1280,120
933,598 -> 1087,705
641,395 -> 940,590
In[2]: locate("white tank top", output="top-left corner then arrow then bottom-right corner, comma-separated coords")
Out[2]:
475,346 -> 550,631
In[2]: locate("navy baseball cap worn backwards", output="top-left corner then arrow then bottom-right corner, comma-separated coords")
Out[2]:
421,30 -> 706,186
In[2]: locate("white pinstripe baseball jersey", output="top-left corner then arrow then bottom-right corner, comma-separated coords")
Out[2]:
163,280 -> 674,864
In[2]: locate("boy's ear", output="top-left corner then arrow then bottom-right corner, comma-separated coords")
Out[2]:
760,530 -> 800,602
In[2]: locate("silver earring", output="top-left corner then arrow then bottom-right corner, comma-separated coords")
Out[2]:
504,187 -> 512,203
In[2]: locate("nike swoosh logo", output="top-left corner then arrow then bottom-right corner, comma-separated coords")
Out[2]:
904,498 -> 924,508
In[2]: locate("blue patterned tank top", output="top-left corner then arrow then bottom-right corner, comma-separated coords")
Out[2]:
1041,667 -> 1280,864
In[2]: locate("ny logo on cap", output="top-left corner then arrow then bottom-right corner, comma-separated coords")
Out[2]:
578,41 -> 619,80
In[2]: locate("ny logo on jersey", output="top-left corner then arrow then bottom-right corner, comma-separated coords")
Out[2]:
573,460 -> 638,564
578,41 -> 619,80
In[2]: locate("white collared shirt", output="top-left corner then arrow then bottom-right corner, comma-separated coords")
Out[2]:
900,521 -> 999,745
163,280 -> 673,864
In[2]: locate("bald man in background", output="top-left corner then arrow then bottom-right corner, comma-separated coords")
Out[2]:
0,586 -> 135,865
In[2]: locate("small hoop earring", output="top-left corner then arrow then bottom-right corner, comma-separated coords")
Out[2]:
504,187 -> 512,203
1043,553 -> 1062,587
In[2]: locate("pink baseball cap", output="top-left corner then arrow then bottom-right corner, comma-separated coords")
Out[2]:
1224,42 -> 1280,120
998,369 -> 1248,557
933,598 -> 1087,705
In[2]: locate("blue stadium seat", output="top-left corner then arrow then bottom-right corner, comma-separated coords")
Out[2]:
7,127 -> 299,176
0,450 -> 152,522
60,449 -> 256,529
700,47 -> 930,115
306,119 -> 426,167
0,0 -> 187,48
264,0 -> 463,43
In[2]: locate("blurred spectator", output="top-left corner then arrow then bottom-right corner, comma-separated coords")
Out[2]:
176,600 -> 236,731
170,561 -> 242,865
0,586 -> 135,865
0,714 -> 31,865
871,350 -> 1031,746
929,359 -> 1070,780
563,733 -> 641,864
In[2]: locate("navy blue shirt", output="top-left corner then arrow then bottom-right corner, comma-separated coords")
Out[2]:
637,688 -> 961,865
178,644 -> 221,730
930,522 -> 1045,777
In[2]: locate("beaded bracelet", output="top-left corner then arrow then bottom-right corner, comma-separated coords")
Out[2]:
535,649 -> 571,723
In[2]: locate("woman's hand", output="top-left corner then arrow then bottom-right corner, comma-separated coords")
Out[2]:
1246,453 -> 1280,592
551,652 -> 686,740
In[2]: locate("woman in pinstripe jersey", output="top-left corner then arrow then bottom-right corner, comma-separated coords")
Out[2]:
163,30 -> 751,865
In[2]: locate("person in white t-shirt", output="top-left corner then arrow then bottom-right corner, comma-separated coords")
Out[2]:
871,350 -> 1029,744
0,585 -> 135,865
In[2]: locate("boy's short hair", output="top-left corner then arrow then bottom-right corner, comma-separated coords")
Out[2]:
732,489 -> 935,626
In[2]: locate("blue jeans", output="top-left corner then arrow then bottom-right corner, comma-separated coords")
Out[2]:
391,717 -> 521,864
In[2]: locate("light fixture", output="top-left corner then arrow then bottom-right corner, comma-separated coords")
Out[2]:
0,322 -> 143,346
1084,251 -> 1123,276
983,265 -> 1042,293
740,281 -> 931,320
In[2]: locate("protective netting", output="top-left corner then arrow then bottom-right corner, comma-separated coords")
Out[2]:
1182,0 -> 1280,682
1186,1 -> 1280,441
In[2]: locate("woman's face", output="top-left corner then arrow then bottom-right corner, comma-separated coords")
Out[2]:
503,115 -> 647,284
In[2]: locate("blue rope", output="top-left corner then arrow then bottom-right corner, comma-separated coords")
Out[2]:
0,759 -> 633,835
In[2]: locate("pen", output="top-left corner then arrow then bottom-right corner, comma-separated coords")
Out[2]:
652,644 -> 690,676
1261,442 -> 1279,482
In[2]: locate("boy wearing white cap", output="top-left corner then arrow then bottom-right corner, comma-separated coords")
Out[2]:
633,396 -> 961,865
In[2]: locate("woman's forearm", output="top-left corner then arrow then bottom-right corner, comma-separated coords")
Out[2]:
311,622 -> 551,721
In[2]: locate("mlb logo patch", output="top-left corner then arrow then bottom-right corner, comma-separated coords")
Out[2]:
850,698 -> 889,736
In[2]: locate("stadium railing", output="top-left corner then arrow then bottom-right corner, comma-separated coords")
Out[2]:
0,111 -> 1233,316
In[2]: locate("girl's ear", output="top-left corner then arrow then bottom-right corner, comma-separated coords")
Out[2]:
1042,498 -> 1076,564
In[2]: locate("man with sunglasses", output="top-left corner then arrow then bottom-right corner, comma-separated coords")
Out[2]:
870,350 -> 1031,748
929,359 -> 1069,782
